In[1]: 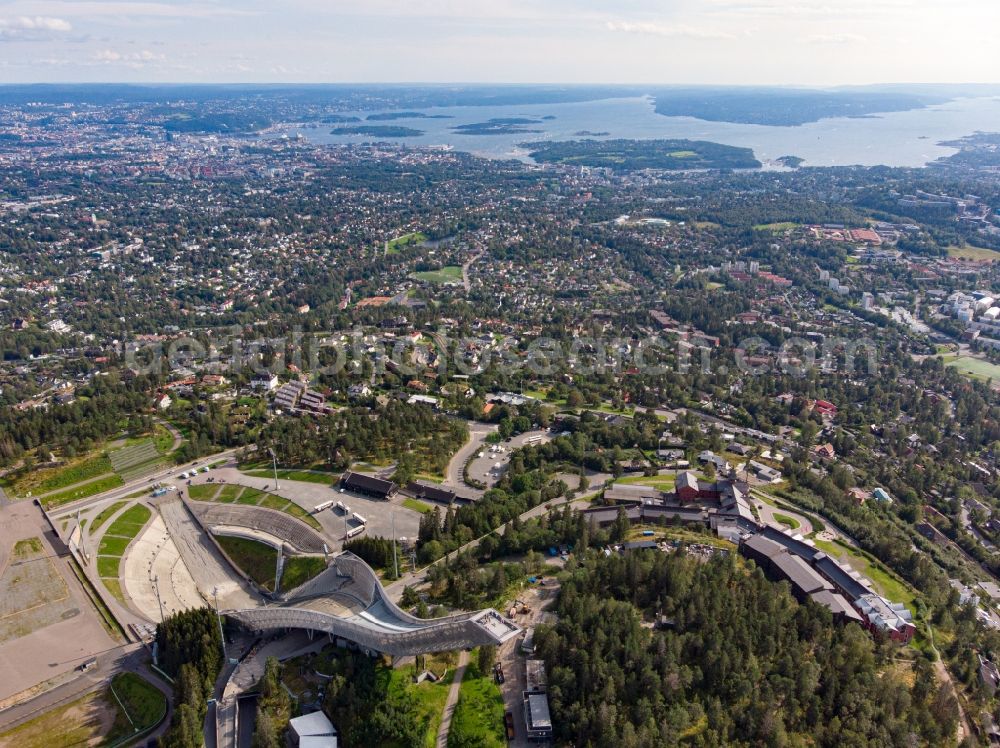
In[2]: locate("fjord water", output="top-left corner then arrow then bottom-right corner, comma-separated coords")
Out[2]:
281,95 -> 1000,167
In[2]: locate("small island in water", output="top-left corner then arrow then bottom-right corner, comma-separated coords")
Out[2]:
526,139 -> 761,172
776,155 -> 805,168
453,118 -> 544,135
330,125 -> 425,137
366,111 -> 453,121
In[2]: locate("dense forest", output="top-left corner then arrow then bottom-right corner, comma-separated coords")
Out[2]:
255,399 -> 467,479
536,550 -> 958,747
527,139 -> 761,172
156,608 -> 224,748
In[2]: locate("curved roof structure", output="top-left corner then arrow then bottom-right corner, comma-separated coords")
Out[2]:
225,552 -> 521,656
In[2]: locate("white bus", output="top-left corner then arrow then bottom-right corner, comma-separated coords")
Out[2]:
352,512 -> 368,525
313,500 -> 335,514
346,525 -> 366,539
524,435 -> 544,445
520,627 -> 535,654
335,501 -> 348,514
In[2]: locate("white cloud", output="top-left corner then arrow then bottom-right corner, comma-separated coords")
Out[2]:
5,2 -> 258,19
606,20 -> 736,40
0,15 -> 72,39
93,47 -> 163,62
803,32 -> 867,44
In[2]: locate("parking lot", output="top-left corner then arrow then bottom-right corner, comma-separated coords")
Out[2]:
466,430 -> 553,489
187,467 -> 422,552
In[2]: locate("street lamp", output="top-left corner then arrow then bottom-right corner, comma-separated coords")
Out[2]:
153,574 -> 165,622
268,448 -> 279,492
392,512 -> 398,580
212,587 -> 227,661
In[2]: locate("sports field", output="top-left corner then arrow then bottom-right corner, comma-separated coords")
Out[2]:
410,265 -> 463,284
940,355 -> 1000,382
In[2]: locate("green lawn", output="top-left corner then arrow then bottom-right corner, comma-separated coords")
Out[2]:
41,474 -> 125,509
97,555 -> 121,579
107,672 -> 168,738
812,537 -> 916,607
385,666 -> 455,748
98,535 -> 133,557
281,556 -> 328,590
946,244 -> 1000,261
34,455 -> 113,494
105,504 -> 152,537
772,513 -> 801,530
939,355 -> 1000,383
153,424 -> 175,454
216,484 -> 243,502
237,487 -> 265,505
0,691 -> 111,748
188,483 -> 218,500
387,231 -> 428,252
753,221 -> 799,232
447,657 -> 506,748
616,474 -> 678,490
13,537 -> 43,558
216,535 -> 278,591
241,468 -> 337,485
403,498 -> 434,515
410,265 -> 463,285
91,501 -> 127,532
95,504 -> 152,596
189,482 -> 322,530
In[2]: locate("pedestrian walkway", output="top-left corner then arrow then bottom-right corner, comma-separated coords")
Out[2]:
436,649 -> 469,748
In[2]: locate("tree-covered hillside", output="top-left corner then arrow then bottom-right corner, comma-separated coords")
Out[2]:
536,551 -> 957,747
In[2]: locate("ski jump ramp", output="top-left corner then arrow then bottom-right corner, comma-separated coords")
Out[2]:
225,552 -> 521,656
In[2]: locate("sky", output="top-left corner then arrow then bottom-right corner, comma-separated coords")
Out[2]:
0,0 -> 998,85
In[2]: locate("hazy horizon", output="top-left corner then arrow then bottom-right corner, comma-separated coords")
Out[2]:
0,0 -> 997,85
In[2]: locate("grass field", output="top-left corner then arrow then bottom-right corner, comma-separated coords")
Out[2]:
98,535 -> 133,556
384,666 -> 455,748
281,556 -> 328,590
241,468 -> 337,485
0,672 -> 165,748
753,221 -> 799,232
12,537 -> 42,558
410,265 -> 463,285
812,537 -> 916,608
216,535 -> 278,591
97,555 -> 121,579
91,501 -> 127,532
616,474 -> 678,490
447,657 -> 506,748
107,672 -> 168,738
947,245 -> 1000,262
188,483 -> 217,500
0,691 -> 111,748
32,455 -> 113,495
97,503 -> 152,600
42,474 -> 125,509
188,482 -> 323,530
387,231 -> 428,252
403,498 -> 434,514
773,513 -> 801,530
939,354 -> 1000,383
